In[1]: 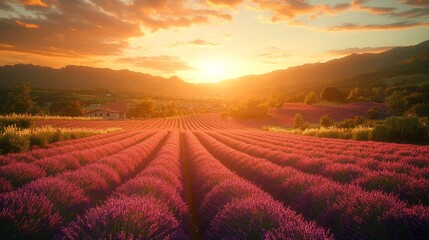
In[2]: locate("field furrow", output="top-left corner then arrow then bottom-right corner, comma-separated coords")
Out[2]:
0,131 -> 169,238
183,131 -> 331,239
1,114 -> 429,239
194,130 -> 429,239
208,130 -> 429,205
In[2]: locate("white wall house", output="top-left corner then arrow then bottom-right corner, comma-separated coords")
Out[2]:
84,109 -> 120,120
84,102 -> 128,120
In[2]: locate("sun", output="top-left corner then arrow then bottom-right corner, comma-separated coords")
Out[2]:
197,59 -> 229,83
206,63 -> 224,76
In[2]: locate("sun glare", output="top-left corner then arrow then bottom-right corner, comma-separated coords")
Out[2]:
197,59 -> 229,83
206,63 -> 225,76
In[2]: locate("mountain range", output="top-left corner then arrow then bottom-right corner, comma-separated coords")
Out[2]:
0,40 -> 428,97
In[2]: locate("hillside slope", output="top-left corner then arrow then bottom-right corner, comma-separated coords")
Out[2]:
219,40 -> 429,94
0,64 -> 220,97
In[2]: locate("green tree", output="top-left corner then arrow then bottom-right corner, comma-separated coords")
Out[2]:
294,113 -> 304,129
371,116 -> 428,143
304,91 -> 317,105
62,100 -> 84,116
129,98 -> 155,118
320,115 -> 334,127
407,103 -> 429,117
336,116 -> 366,129
266,93 -> 284,108
228,98 -> 268,119
320,87 -> 345,102
347,87 -> 361,102
405,93 -> 427,107
50,100 -> 84,116
366,107 -> 380,120
371,87 -> 385,103
386,91 -> 408,116
4,82 -> 35,114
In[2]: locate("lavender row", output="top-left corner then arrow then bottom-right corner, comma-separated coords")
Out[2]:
0,130 -> 140,166
239,130 -> 429,172
195,131 -> 429,239
183,131 -> 331,239
209,131 -> 429,205
0,131 -> 168,238
59,131 -> 189,239
0,131 -> 154,191
244,130 -> 429,181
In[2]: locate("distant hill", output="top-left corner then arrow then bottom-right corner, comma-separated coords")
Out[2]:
335,48 -> 429,89
0,40 -> 428,97
0,64 -> 220,97
218,40 -> 429,94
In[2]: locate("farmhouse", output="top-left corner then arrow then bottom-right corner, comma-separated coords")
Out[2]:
84,102 -> 129,120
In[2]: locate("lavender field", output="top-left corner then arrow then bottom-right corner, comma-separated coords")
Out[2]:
0,115 -> 428,239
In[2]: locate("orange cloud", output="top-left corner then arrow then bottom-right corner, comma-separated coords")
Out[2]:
327,46 -> 395,56
351,0 -> 395,14
104,0 -> 232,31
400,0 -> 429,6
0,49 -> 105,68
23,0 -> 47,7
0,43 -> 14,48
328,21 -> 429,31
206,0 -> 245,7
251,0 -> 319,24
15,20 -> 39,28
250,0 -> 397,24
116,56 -> 193,73
169,39 -> 219,47
0,0 -> 233,57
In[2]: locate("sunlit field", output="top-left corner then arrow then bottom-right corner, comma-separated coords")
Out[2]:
1,0 -> 429,239
0,114 -> 427,239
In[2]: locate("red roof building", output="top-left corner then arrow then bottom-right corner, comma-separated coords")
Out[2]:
84,102 -> 128,120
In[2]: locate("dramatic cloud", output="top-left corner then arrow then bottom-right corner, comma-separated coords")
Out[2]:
249,0 -> 397,24
395,7 -> 429,18
0,0 -> 233,57
0,44 -> 14,48
129,0 -> 232,31
206,0 -> 402,18
250,0 -> 324,24
15,20 -> 39,29
1,0 -> 427,78
206,0 -> 245,7
327,46 -> 395,56
400,0 -> 429,6
169,39 -> 219,47
0,2 -> 12,9
0,49 -> 105,68
23,0 -> 47,7
116,56 -> 194,73
351,0 -> 395,14
328,21 -> 429,31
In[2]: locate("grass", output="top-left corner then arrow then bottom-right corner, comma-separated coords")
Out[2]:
265,116 -> 429,144
0,125 -> 120,154
0,114 -> 102,121
263,125 -> 373,141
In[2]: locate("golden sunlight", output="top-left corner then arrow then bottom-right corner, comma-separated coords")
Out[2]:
196,59 -> 229,83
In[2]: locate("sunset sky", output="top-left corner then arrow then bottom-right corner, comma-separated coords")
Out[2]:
0,0 -> 428,83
